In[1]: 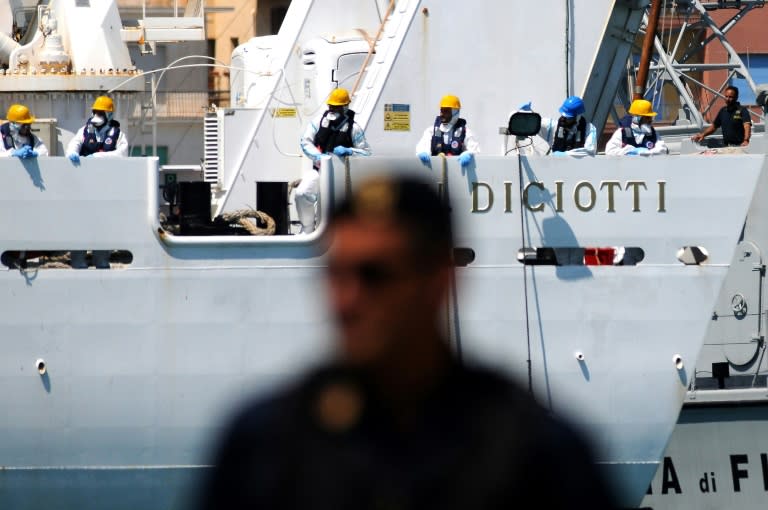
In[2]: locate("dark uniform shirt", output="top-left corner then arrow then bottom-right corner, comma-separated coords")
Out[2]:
713,104 -> 751,145
198,361 -> 619,510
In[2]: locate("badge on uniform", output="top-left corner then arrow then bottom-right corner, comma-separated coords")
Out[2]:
645,141 -> 655,149
314,380 -> 363,433
451,141 -> 459,149
105,138 -> 113,145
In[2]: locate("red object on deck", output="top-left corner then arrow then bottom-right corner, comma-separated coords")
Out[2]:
584,247 -> 615,266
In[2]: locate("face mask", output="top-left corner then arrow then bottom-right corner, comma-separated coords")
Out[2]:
632,116 -> 643,125
8,122 -> 20,134
562,115 -> 579,128
327,105 -> 348,121
439,108 -> 460,125
91,114 -> 106,127
640,124 -> 653,134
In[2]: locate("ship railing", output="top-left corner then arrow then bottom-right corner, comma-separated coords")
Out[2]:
126,91 -> 218,120
120,0 -> 206,55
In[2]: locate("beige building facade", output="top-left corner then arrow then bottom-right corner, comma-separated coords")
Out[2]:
116,0 -> 290,165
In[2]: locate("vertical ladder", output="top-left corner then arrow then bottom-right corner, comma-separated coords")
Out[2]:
203,112 -> 220,184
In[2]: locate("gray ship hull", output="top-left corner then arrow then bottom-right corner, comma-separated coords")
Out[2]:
642,396 -> 768,509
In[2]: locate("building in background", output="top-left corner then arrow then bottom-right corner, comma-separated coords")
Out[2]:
117,0 -> 289,165
703,4 -> 768,114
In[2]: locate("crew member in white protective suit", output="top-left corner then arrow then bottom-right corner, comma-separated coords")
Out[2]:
298,88 -> 371,234
526,96 -> 597,157
416,94 -> 480,167
0,104 -> 48,158
66,96 -> 128,161
605,99 -> 669,156
66,95 -> 129,269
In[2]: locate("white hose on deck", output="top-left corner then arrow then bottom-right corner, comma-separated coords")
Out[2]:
0,32 -> 20,64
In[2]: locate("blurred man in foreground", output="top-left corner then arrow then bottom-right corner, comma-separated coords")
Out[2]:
198,175 -> 619,510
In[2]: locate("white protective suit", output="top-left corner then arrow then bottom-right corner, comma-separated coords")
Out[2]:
605,121 -> 669,156
536,116 -> 597,157
415,116 -> 481,158
297,109 -> 371,233
0,125 -> 48,157
66,118 -> 129,158
66,116 -> 128,269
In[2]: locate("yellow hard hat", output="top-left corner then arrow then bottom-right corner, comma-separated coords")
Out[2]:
628,99 -> 656,117
92,96 -> 114,112
439,95 -> 461,109
327,88 -> 351,106
6,104 -> 35,124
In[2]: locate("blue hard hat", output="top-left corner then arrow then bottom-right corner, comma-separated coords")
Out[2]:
559,95 -> 585,118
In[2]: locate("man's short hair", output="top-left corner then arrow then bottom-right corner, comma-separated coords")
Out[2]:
725,85 -> 739,99
329,175 -> 454,266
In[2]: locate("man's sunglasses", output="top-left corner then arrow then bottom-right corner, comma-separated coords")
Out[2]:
327,260 -> 409,289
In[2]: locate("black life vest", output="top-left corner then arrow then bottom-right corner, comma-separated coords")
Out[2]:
621,125 -> 658,149
431,117 -> 467,156
313,110 -> 355,154
79,119 -> 121,156
551,116 -> 587,152
1,123 -> 35,150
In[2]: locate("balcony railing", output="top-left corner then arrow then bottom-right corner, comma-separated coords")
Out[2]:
128,90 -> 231,120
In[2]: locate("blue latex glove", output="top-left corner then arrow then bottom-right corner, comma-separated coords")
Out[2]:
552,151 -> 567,157
333,146 -> 353,157
417,152 -> 431,164
68,153 -> 80,164
518,101 -> 533,112
627,147 -> 650,156
458,152 -> 473,167
11,147 -> 27,158
24,148 -> 38,158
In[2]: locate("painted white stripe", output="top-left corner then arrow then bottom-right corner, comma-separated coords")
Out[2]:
0,465 -> 211,471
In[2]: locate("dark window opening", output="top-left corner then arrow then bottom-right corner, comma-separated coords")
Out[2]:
517,247 -> 645,266
1,250 -> 133,270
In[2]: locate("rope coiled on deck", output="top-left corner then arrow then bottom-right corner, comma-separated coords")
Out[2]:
219,209 -> 276,235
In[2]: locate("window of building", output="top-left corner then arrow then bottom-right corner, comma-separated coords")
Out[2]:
270,7 -> 288,35
731,54 -> 768,105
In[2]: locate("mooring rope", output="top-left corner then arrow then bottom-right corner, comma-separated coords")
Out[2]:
219,209 -> 276,235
